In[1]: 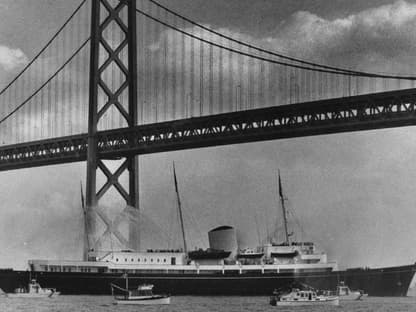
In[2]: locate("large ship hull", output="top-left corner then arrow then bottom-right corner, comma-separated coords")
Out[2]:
0,264 -> 414,296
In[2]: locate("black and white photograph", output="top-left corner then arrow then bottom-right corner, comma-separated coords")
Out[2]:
0,0 -> 415,311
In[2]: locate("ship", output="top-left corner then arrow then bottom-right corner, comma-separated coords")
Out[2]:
0,169 -> 414,296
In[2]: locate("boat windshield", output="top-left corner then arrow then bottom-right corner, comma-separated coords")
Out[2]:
135,289 -> 153,296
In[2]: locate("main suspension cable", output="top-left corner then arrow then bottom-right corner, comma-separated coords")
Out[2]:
0,38 -> 91,126
0,0 -> 88,97
135,6 -> 416,80
142,0 -> 416,80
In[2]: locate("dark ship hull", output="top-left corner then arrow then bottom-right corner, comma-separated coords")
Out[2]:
0,264 -> 414,296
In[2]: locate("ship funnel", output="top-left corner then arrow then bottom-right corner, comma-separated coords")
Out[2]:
208,226 -> 238,258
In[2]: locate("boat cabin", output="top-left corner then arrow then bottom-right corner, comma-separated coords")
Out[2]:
279,289 -> 318,301
130,284 -> 154,297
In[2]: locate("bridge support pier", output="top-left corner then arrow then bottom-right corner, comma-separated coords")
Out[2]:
86,0 -> 139,258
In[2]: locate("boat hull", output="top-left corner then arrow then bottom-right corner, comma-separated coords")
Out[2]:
340,293 -> 362,300
0,264 -> 414,296
115,296 -> 170,305
6,292 -> 60,298
274,297 -> 339,306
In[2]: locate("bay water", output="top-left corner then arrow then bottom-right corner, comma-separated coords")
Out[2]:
0,295 -> 415,312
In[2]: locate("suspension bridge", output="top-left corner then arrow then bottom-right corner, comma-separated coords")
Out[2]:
1,0 -> 415,255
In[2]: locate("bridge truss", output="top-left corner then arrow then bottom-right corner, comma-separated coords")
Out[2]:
0,87 -> 415,172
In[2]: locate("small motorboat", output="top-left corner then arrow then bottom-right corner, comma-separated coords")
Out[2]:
237,248 -> 264,259
322,281 -> 364,300
6,279 -> 60,298
270,288 -> 339,306
111,275 -> 170,305
336,281 -> 363,300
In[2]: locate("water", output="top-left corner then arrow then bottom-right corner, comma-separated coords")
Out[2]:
0,296 -> 415,312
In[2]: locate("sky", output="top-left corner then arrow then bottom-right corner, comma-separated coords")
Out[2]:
1,0 -> 416,273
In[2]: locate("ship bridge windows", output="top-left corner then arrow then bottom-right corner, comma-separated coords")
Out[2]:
50,266 -> 61,272
79,267 -> 94,273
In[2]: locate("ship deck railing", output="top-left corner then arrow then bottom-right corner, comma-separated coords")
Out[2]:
29,259 -> 338,275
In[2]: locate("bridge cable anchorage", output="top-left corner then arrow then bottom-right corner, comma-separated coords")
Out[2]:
0,38 -> 91,126
0,0 -> 88,97
134,0 -> 416,81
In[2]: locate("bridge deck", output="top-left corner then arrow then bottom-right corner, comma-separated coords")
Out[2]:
0,88 -> 415,171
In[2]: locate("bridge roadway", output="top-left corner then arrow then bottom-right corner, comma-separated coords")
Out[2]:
1,88 -> 416,171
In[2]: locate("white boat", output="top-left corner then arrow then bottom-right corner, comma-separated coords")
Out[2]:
237,248 -> 264,259
270,288 -> 339,306
6,279 -> 60,298
111,275 -> 170,305
323,281 -> 364,300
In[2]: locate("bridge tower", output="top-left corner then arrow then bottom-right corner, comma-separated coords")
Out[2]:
86,0 -> 139,259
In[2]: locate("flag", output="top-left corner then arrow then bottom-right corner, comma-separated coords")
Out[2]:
278,170 -> 283,198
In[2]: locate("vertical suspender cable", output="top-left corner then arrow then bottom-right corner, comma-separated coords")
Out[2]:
171,12 -> 177,120
199,39 -> 204,116
163,9 -> 168,121
190,21 -> 195,117
180,17 -> 185,119
13,83 -> 17,143
260,60 -> 265,108
68,22 -> 74,135
237,45 -> 243,110
218,34 -> 223,113
209,32 -> 213,115
40,44 -> 45,138
61,27 -> 66,136
228,34 -> 233,113
150,2 -> 156,122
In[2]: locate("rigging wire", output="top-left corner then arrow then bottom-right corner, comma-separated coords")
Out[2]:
146,0 -> 416,79
0,0 -> 88,97
0,38 -> 91,126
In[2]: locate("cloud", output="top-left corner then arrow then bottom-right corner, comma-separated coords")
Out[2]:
266,0 -> 416,73
135,1 -> 416,126
0,45 -> 28,71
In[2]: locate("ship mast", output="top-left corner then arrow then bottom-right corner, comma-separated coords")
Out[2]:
80,182 -> 90,260
278,170 -> 290,245
173,162 -> 188,253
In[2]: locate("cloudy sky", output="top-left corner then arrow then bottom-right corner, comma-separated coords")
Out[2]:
1,0 -> 416,272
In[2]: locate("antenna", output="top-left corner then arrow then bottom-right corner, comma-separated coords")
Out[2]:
173,162 -> 188,253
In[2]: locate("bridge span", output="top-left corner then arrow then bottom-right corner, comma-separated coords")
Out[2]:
1,87 -> 415,172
